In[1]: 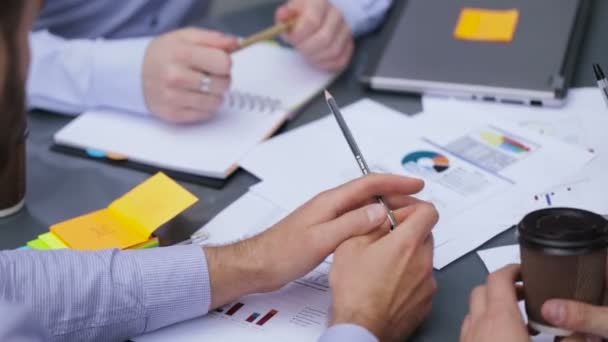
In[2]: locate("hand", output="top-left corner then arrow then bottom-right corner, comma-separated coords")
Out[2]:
276,0 -> 354,71
143,28 -> 238,123
542,298 -> 608,342
460,265 -> 530,342
329,202 -> 439,341
205,174 -> 425,308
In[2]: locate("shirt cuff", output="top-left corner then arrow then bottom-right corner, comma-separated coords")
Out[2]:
131,245 -> 212,332
330,0 -> 392,36
90,37 -> 153,115
319,324 -> 379,342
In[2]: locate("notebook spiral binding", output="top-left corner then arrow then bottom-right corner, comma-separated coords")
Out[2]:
225,91 -> 283,114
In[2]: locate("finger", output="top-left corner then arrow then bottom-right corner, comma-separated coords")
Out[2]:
382,194 -> 424,210
317,38 -> 353,71
486,264 -> 522,305
157,108 -> 213,124
174,44 -> 233,76
460,314 -> 472,341
275,4 -> 299,23
311,203 -> 388,253
297,7 -> 343,58
287,1 -> 328,44
316,174 -> 425,219
542,299 -> 608,337
469,285 -> 488,319
379,202 -> 438,251
309,18 -> 351,65
179,28 -> 239,50
378,204 -> 420,231
162,90 -> 223,116
165,67 -> 231,95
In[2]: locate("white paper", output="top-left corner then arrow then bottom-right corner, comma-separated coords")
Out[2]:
54,43 -> 335,178
428,88 -> 608,266
193,191 -> 289,246
135,260 -> 333,342
242,99 -> 594,268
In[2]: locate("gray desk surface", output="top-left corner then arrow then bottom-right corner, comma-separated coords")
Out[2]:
1,2 -> 607,341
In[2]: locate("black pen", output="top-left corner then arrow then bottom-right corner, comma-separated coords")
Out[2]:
593,64 -> 608,107
324,90 -> 398,230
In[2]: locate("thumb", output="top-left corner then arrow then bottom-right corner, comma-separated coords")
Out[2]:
313,203 -> 387,251
276,4 -> 299,22
542,299 -> 608,337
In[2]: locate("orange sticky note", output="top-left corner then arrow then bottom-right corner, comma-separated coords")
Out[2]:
454,8 -> 519,42
51,173 -> 198,250
51,210 -> 149,250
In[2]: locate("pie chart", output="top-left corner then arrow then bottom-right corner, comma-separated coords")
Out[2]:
402,151 -> 450,173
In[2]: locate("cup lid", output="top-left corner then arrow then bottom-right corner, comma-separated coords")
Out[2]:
518,208 -> 608,251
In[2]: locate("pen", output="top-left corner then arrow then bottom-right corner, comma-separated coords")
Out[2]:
233,19 -> 296,53
324,90 -> 398,230
593,64 -> 608,107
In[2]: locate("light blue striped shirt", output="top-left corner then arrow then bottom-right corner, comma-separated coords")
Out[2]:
27,0 -> 392,115
0,245 -> 378,341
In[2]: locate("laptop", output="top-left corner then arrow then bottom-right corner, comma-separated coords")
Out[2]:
362,0 -> 591,107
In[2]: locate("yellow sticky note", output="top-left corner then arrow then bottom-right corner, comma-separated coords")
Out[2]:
50,173 -> 198,250
38,232 -> 68,249
51,209 -> 150,250
454,8 -> 519,42
109,173 -> 198,234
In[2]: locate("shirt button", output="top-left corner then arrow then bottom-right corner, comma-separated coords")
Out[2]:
150,17 -> 159,27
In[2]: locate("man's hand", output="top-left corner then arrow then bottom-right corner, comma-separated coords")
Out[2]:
276,0 -> 354,71
542,299 -> 608,341
460,265 -> 530,342
329,202 -> 438,341
205,174 -> 425,309
143,28 -> 238,123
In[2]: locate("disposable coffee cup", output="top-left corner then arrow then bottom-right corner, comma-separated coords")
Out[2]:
518,208 -> 608,337
0,126 -> 26,218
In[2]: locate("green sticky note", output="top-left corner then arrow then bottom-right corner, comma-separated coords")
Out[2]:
27,239 -> 50,250
38,232 -> 68,249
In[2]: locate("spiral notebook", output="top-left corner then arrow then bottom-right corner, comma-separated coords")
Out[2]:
52,43 -> 336,187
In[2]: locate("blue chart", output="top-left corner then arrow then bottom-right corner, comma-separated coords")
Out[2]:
402,151 -> 450,173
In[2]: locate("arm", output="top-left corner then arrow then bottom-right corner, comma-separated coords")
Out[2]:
0,245 -> 210,341
330,0 -> 393,36
27,30 -> 151,115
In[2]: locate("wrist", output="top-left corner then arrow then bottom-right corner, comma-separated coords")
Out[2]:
330,305 -> 387,340
204,240 -> 268,309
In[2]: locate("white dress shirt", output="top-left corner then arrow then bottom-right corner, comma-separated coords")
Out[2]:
27,0 -> 393,116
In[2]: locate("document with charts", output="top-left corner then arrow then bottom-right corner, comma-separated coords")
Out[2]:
135,260 -> 332,342
240,99 -> 594,268
53,43 -> 336,181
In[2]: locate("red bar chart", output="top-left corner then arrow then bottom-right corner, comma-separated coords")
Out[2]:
256,309 -> 279,326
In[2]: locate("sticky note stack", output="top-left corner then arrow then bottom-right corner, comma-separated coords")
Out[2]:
454,8 -> 520,43
18,173 -> 198,251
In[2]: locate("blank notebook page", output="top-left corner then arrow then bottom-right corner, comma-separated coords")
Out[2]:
53,43 -> 335,179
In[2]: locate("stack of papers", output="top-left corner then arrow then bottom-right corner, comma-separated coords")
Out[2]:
239,98 -> 594,269
138,90 -> 607,341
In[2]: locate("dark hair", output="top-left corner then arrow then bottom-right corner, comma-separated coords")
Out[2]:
0,1 -> 27,167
